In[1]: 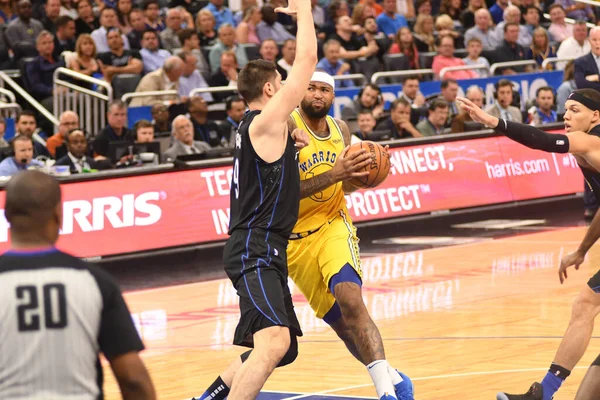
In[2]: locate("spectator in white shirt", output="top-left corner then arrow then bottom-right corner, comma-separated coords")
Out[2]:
91,7 -> 130,53
277,38 -> 295,74
556,20 -> 590,70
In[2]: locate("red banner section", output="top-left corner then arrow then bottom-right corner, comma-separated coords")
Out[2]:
0,134 -> 583,258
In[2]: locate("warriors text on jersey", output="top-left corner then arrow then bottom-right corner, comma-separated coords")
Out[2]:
228,110 -> 300,239
290,108 -> 346,234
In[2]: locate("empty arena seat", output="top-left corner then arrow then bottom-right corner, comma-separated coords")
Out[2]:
383,54 -> 410,83
112,74 -> 142,101
418,52 -> 436,69
242,44 -> 260,61
355,57 -> 381,82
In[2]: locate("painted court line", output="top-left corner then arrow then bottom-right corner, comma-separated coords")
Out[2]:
279,366 -> 589,400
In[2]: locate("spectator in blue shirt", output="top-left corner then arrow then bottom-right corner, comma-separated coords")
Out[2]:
202,0 -> 234,29
208,23 -> 248,71
256,4 -> 294,42
316,39 -> 353,88
26,30 -> 65,107
0,136 -> 43,177
528,86 -> 557,126
489,0 -> 509,24
139,29 -> 170,73
376,0 -> 408,37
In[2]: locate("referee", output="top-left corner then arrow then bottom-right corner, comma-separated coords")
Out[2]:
0,171 -> 156,400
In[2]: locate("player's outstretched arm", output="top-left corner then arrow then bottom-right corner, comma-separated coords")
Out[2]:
110,352 -> 156,400
250,0 -> 317,139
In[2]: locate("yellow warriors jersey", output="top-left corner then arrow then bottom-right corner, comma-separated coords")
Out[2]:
291,108 -> 347,234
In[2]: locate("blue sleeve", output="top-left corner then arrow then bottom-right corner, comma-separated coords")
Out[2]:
0,159 -> 15,177
397,15 -> 407,29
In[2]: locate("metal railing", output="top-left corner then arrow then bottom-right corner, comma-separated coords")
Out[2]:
0,88 -> 16,104
541,56 -> 577,70
371,69 -> 435,84
334,73 -> 367,86
0,71 -> 59,127
53,68 -> 113,136
572,0 -> 600,8
0,103 -> 22,120
121,90 -> 179,105
440,64 -> 489,79
490,60 -> 538,75
542,13 -> 596,28
189,85 -> 238,98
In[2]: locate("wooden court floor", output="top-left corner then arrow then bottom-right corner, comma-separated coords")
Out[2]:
102,227 -> 600,400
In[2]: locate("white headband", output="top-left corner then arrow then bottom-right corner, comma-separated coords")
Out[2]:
311,71 -> 335,90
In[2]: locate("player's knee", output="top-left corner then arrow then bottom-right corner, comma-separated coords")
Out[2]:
277,336 -> 298,367
334,283 -> 366,319
267,328 -> 291,361
571,289 -> 600,322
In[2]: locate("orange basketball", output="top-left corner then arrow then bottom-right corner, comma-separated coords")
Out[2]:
347,141 -> 391,189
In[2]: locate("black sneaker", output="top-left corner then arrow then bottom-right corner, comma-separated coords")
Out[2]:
496,382 -> 544,400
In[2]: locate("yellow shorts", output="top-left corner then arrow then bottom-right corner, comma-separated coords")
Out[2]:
287,209 -> 362,319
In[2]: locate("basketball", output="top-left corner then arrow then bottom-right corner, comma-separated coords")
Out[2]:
347,141 -> 391,188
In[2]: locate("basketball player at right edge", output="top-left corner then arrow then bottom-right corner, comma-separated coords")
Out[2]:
194,0 -> 316,399
458,89 -> 600,400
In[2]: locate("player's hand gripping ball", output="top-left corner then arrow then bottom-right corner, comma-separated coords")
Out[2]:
347,141 -> 391,188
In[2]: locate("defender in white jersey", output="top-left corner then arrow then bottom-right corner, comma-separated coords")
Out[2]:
0,170 -> 156,400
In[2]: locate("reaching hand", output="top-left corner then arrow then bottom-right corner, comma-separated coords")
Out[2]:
331,146 -> 372,182
559,250 -> 585,284
291,128 -> 310,149
275,0 -> 299,15
456,97 -> 499,128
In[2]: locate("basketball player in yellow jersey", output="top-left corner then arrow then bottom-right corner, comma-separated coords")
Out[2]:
286,71 -> 414,400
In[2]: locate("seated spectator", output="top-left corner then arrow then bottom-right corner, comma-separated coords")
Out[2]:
416,99 -> 449,136
494,5 -> 531,48
126,9 -> 146,50
116,0 -> 133,34
234,0 -> 258,26
318,0 -> 349,39
0,117 -> 9,149
208,23 -> 248,72
415,0 -> 432,16
375,98 -> 421,138
556,0 -> 594,22
92,100 -> 132,158
332,15 -> 378,61
574,28 -> 600,92
376,0 -> 407,37
187,96 -> 223,147
130,119 -> 159,164
557,61 -> 576,114
484,79 -> 522,122
361,16 -> 386,59
316,40 -> 353,88
209,51 -> 239,100
0,136 -> 43,176
46,110 -> 79,159
432,36 -> 478,80
451,85 -> 484,132
435,14 -> 462,48
55,129 -> 103,173
143,0 -> 165,32
151,103 -> 171,135
60,0 -> 78,17
160,8 -> 183,52
523,6 -> 544,38
202,0 -> 234,29
256,4 -> 294,42
92,8 -> 131,53
412,14 -> 435,52
26,31 -> 65,109
196,9 -> 218,47
438,78 -> 459,126
0,0 -> 17,25
440,0 -> 462,23
491,22 -> 528,74
163,115 -> 211,162
171,0 -> 204,19
389,27 -> 421,69
489,0 -> 509,25
464,9 -> 497,50
260,39 -> 288,79
53,15 -> 75,59
236,6 -> 261,45
140,29 -> 170,73
176,28 -> 211,80
399,77 -> 426,108
313,0 -> 327,25
548,4 -> 573,43
5,0 -> 44,52
130,56 -> 184,106
97,27 -> 143,83
528,86 -> 557,125
74,0 -> 99,35
460,0 -> 486,30
356,0 -> 380,20
341,83 -> 385,122
219,96 -> 246,148
15,111 -> 50,158
41,0 -> 60,33
353,109 -> 377,140
463,37 -> 490,77
526,27 -> 556,70
68,34 -> 102,85
556,21 -> 590,71
396,0 -> 415,19
179,51 -> 213,102
277,39 -> 295,75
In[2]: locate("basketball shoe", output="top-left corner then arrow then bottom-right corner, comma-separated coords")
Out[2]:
497,382 -> 545,400
394,371 -> 414,400
380,394 -> 397,400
